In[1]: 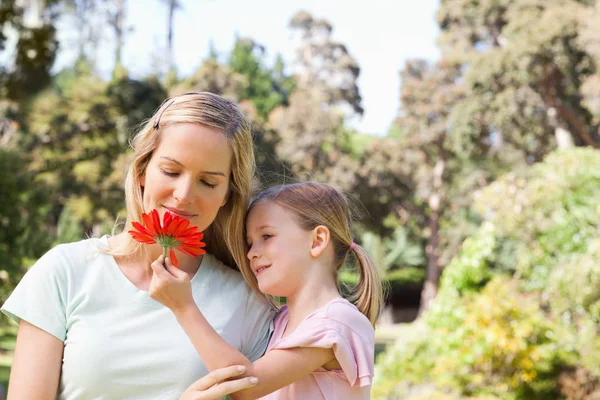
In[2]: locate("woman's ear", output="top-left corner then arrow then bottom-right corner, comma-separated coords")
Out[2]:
221,187 -> 231,207
140,174 -> 145,187
310,225 -> 330,258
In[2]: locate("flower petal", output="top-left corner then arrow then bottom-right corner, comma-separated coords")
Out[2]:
151,209 -> 163,234
163,211 -> 173,234
169,249 -> 179,267
173,218 -> 191,236
128,230 -> 156,244
141,213 -> 157,237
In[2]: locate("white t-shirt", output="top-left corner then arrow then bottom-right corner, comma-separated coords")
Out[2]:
2,236 -> 275,400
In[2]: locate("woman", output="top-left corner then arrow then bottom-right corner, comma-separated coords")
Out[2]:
1,92 -> 275,399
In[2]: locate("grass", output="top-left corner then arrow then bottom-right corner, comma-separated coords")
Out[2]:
375,323 -> 405,359
0,325 -> 16,396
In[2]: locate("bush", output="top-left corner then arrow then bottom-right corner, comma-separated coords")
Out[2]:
373,148 -> 600,399
374,278 -> 564,400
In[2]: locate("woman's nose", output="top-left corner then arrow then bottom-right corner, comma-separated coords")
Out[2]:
173,177 -> 194,204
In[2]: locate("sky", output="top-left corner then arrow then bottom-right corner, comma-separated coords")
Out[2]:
55,0 -> 441,135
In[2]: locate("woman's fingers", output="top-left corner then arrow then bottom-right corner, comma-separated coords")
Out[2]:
188,366 -> 255,391
201,377 -> 258,399
164,257 -> 188,280
150,256 -> 170,279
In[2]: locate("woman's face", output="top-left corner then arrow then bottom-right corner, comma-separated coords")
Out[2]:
141,123 -> 232,232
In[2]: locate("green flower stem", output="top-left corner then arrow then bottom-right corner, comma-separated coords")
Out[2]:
162,246 -> 168,260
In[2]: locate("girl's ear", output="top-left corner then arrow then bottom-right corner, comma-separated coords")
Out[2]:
140,174 -> 145,187
310,225 -> 330,258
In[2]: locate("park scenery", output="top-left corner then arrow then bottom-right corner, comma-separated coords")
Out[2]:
1,0 -> 599,399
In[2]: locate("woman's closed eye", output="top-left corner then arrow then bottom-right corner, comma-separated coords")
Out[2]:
161,170 -> 217,188
161,169 -> 179,177
202,180 -> 217,189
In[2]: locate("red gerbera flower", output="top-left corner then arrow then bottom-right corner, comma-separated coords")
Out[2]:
128,209 -> 206,267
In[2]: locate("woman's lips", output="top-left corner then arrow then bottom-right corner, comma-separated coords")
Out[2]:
163,206 -> 196,219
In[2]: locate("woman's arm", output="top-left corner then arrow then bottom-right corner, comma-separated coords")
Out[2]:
173,305 -> 335,399
149,257 -> 336,400
7,320 -> 63,399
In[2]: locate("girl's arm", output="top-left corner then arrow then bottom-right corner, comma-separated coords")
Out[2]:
7,320 -> 63,399
149,257 -> 336,400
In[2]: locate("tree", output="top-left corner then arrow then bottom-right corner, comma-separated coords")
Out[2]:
437,0 -> 599,154
0,0 -> 60,101
270,12 -> 362,189
108,0 -> 127,79
288,10 -> 363,116
170,58 -> 247,100
0,148 -> 51,302
163,0 -> 181,77
228,37 -> 292,121
358,0 -> 600,314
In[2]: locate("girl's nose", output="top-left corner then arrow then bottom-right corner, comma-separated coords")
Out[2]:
247,243 -> 260,260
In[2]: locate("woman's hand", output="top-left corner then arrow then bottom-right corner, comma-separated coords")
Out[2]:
180,365 -> 258,400
149,255 -> 195,313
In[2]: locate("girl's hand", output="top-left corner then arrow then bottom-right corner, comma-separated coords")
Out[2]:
180,365 -> 258,400
149,255 -> 194,313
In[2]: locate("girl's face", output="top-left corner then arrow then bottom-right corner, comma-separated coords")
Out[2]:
141,123 -> 232,233
246,202 -> 314,297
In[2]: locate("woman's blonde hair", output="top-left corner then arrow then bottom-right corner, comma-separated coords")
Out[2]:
110,92 -> 263,299
247,182 -> 384,326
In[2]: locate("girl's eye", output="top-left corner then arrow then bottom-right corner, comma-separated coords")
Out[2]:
262,234 -> 273,240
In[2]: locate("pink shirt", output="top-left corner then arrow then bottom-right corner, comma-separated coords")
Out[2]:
259,298 -> 374,399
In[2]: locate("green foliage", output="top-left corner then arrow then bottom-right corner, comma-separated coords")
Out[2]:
374,148 -> 600,399
360,226 -> 425,273
440,222 -> 496,294
0,149 -> 52,303
474,148 -> 600,291
228,38 -> 292,120
544,239 -> 600,377
55,203 -> 85,245
375,278 -> 564,399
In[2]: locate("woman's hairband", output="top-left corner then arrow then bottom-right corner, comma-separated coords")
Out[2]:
152,92 -> 205,130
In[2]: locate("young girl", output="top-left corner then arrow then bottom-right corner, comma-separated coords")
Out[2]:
149,182 -> 384,399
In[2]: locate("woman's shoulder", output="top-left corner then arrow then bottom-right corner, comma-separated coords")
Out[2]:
23,236 -> 112,282
37,236 -> 107,266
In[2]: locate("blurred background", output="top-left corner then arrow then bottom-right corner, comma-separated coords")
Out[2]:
1,0 -> 599,399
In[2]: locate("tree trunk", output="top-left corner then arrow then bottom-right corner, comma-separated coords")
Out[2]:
166,0 -> 175,74
418,158 -> 445,315
555,126 -> 575,149
23,0 -> 46,27
111,0 -> 126,79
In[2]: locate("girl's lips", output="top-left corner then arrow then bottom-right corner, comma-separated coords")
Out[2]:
254,266 -> 270,276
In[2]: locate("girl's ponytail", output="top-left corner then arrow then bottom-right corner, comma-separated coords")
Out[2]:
347,243 -> 385,326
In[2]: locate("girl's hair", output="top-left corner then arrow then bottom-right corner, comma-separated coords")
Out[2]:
247,181 -> 384,325
109,92 -> 263,299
